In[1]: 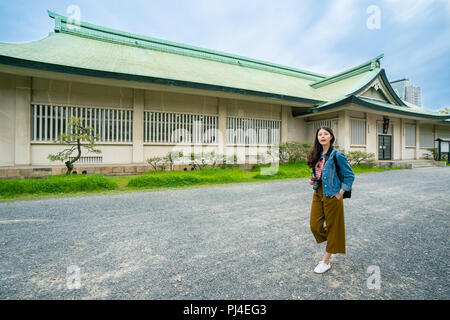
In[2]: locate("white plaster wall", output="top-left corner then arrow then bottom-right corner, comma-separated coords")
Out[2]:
0,73 -> 15,166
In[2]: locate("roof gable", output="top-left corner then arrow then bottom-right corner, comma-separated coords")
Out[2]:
353,69 -> 406,106
310,54 -> 384,88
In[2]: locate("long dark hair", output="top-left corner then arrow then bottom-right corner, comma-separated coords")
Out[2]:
307,126 -> 336,168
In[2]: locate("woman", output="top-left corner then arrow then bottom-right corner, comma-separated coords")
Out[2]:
307,126 -> 355,274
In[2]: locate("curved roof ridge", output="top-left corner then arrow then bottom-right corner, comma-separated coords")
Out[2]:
310,54 -> 384,88
47,10 -> 328,82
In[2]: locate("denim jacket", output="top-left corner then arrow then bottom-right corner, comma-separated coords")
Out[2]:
312,148 -> 355,196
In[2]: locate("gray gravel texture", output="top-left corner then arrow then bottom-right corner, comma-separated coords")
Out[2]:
0,167 -> 449,300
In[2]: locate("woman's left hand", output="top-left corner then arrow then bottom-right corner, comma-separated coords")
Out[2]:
334,189 -> 345,199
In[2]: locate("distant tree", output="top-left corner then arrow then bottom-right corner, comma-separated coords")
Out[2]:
438,107 -> 449,114
48,116 -> 101,174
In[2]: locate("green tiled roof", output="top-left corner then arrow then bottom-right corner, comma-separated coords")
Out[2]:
0,10 -> 331,105
47,11 -> 328,82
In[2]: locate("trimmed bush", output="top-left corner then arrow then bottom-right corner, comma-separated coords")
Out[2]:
0,174 -> 118,196
345,150 -> 375,166
128,167 -> 249,188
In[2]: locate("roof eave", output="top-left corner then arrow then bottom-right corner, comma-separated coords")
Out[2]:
293,95 -> 450,120
0,55 -> 325,105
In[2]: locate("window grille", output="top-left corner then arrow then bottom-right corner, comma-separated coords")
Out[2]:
312,119 -> 336,133
419,126 -> 434,148
405,124 -> 416,147
31,104 -> 133,142
227,117 -> 281,145
144,111 -> 218,143
68,156 -> 103,164
350,119 -> 366,145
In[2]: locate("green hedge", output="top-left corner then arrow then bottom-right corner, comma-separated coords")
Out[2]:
0,174 -> 118,196
128,162 -> 314,188
128,167 -> 248,188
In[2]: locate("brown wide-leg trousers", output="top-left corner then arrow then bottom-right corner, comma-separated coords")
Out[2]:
310,184 -> 346,254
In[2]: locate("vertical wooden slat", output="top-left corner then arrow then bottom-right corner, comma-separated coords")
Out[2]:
114,109 -> 117,142
110,109 -> 114,141
147,111 -> 150,143
119,110 -> 122,142
233,117 -> 235,144
227,117 -> 230,144
93,108 -> 97,140
174,113 -> 178,143
156,112 -> 159,142
126,110 -> 130,142
105,109 -> 109,142
33,105 -> 37,141
49,106 -> 54,141
59,107 -> 63,138
109,109 -> 112,142
165,113 -> 168,143
38,105 -> 42,141
169,113 -> 172,143
43,105 -> 48,141
162,113 -> 165,143
189,114 -> 192,143
161,112 -> 164,143
152,112 -> 155,142
54,106 -> 59,140
196,115 -> 199,144
89,107 -> 93,133
155,112 -> 158,142
101,109 -> 105,142
144,112 -> 147,143
128,110 -> 131,142
66,107 -> 69,135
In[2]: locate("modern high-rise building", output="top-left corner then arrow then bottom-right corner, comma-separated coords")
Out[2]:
390,78 -> 422,107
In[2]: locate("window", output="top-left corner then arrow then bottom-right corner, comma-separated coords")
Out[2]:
31,104 -> 133,142
419,125 -> 434,148
144,111 -> 218,143
405,124 -> 416,147
311,119 -> 338,144
227,117 -> 281,145
312,119 -> 337,133
350,119 -> 366,145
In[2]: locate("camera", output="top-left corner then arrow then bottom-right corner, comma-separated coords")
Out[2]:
311,176 -> 321,192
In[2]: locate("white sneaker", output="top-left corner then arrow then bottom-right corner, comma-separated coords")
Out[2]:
314,261 -> 331,274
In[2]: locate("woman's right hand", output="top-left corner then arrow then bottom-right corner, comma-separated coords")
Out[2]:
309,178 -> 314,185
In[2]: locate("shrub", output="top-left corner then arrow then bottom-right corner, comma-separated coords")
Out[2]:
345,150 -> 375,166
0,174 -> 118,196
270,141 -> 312,164
424,148 -> 448,161
128,174 -> 201,188
127,167 -> 243,188
190,151 -> 218,170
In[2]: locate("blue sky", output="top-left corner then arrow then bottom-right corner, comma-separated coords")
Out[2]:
0,0 -> 449,111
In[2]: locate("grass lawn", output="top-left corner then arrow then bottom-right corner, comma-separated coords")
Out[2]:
0,162 -> 403,202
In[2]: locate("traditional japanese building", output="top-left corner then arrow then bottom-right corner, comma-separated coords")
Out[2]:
1,10 -> 449,176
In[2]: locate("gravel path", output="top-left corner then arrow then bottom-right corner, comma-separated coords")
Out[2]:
0,167 -> 449,299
